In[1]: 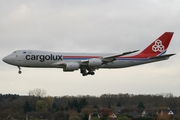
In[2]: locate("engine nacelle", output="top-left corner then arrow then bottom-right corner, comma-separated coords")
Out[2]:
63,62 -> 80,72
88,58 -> 102,67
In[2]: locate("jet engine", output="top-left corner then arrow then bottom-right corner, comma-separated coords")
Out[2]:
88,58 -> 102,67
63,62 -> 80,72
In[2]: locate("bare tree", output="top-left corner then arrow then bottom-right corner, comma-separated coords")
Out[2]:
28,88 -> 46,97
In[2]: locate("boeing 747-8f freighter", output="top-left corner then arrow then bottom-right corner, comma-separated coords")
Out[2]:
2,32 -> 175,76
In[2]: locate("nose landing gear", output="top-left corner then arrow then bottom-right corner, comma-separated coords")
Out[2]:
18,66 -> 22,74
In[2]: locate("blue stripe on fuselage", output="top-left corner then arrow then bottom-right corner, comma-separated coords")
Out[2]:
157,50 -> 167,56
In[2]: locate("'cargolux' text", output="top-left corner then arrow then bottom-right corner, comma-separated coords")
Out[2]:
25,54 -> 63,62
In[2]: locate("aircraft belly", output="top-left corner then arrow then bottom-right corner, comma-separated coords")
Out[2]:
101,59 -> 155,68
22,60 -> 61,68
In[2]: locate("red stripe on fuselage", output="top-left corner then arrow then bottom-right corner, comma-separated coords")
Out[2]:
63,56 -> 100,59
63,55 -> 150,59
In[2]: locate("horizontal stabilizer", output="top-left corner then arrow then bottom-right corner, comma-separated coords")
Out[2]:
149,54 -> 175,59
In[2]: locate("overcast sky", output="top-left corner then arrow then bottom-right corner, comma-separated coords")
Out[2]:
0,0 -> 180,97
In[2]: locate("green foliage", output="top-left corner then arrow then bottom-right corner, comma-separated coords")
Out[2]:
24,100 -> 32,113
101,113 -> 109,120
68,114 -> 81,120
132,118 -> 153,120
83,114 -> 89,120
71,99 -> 79,109
44,96 -> 54,108
93,104 -> 98,108
117,101 -> 121,107
117,116 -> 132,120
35,100 -> 48,111
0,93 -> 179,119
52,101 -> 57,109
91,117 -> 100,120
79,98 -> 88,110
108,103 -> 111,108
137,101 -> 145,109
53,111 -> 69,120
69,98 -> 88,113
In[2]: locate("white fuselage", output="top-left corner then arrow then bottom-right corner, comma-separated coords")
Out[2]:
3,50 -> 168,69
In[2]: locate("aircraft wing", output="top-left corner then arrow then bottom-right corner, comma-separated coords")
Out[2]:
102,50 -> 139,62
80,50 -> 139,64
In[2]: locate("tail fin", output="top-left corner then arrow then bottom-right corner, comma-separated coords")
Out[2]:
138,32 -> 174,57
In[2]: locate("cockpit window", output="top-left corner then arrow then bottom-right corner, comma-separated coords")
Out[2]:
13,51 -> 17,53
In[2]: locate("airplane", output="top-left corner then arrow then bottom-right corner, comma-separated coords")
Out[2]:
2,32 -> 175,76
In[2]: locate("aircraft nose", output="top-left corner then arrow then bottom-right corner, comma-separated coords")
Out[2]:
2,55 -> 12,64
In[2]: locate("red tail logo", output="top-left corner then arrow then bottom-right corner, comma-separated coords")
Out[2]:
138,32 -> 173,57
152,39 -> 165,52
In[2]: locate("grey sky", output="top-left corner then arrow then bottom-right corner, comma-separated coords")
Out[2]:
0,0 -> 180,96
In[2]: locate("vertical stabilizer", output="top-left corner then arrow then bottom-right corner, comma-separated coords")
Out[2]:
138,32 -> 174,57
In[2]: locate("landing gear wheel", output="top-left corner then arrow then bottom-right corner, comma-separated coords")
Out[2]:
80,67 -> 95,76
80,68 -> 87,76
18,71 -> 22,74
87,71 -> 95,75
90,72 -> 95,75
82,73 -> 87,76
18,66 -> 22,74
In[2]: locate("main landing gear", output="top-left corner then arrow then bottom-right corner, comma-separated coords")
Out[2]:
18,66 -> 22,74
80,68 -> 95,76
